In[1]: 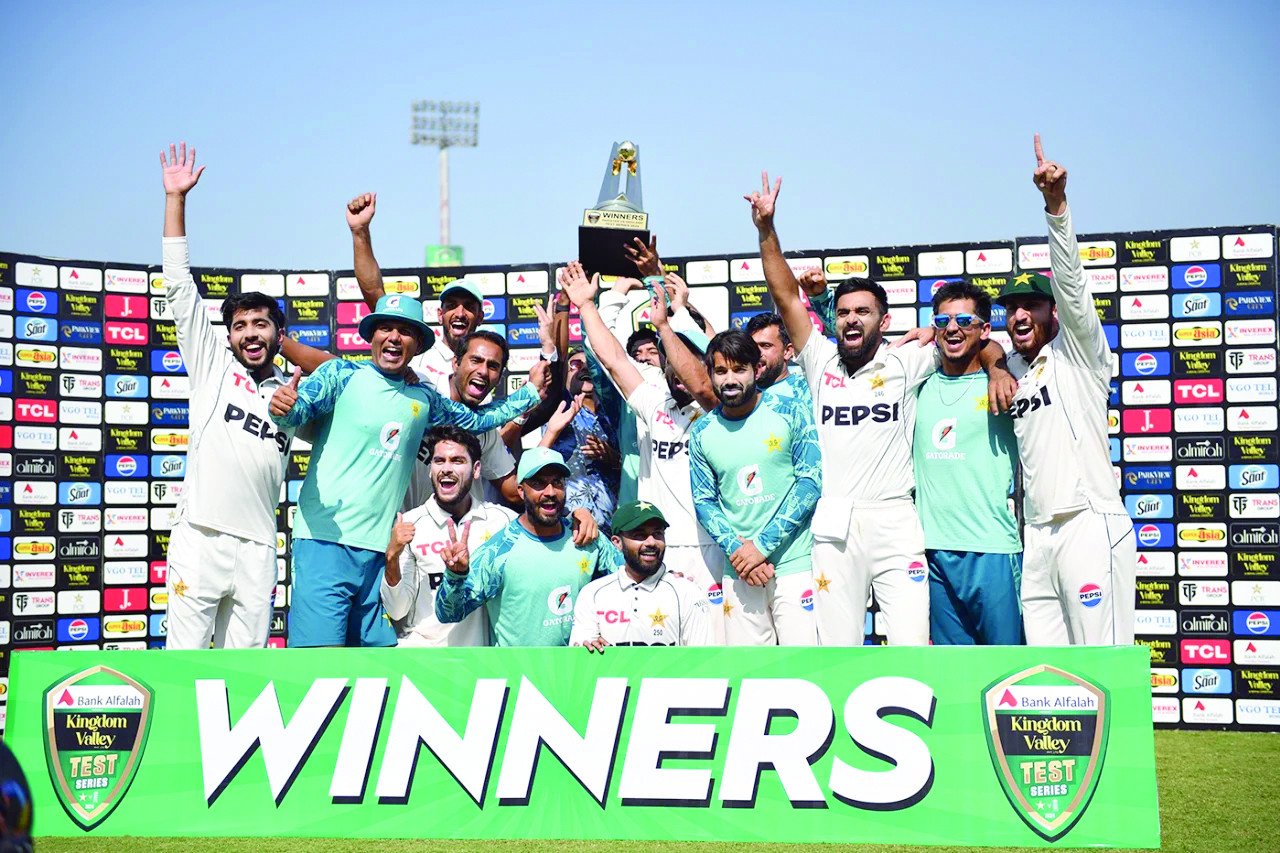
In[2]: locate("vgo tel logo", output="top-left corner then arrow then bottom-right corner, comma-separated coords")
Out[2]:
1173,379 -> 1223,404
1180,639 -> 1230,664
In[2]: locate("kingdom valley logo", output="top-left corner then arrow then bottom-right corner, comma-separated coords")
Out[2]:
983,665 -> 1108,842
44,665 -> 153,830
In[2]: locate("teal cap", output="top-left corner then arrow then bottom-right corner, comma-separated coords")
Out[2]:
516,447 -> 570,483
358,293 -> 435,346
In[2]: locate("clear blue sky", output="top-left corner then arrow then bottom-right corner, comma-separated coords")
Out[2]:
2,0 -> 1277,271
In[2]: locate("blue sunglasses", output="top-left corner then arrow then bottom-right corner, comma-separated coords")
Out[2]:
931,313 -> 982,329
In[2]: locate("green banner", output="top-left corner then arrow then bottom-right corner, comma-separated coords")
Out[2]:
6,647 -> 1160,846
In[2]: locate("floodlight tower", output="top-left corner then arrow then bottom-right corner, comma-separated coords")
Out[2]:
411,100 -> 479,262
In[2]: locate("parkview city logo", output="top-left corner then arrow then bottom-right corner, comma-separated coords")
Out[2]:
983,665 -> 1109,842
43,666 -> 154,830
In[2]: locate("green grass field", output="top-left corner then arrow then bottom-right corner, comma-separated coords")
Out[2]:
38,730 -> 1277,853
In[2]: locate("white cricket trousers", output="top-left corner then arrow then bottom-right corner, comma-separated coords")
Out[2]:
723,568 -> 817,646
663,543 -> 726,645
1021,509 -> 1136,646
165,520 -> 277,649
812,500 -> 930,646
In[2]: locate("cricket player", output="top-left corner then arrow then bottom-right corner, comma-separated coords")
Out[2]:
745,312 -> 812,406
269,294 -> 545,647
560,261 -> 726,641
382,426 -> 516,646
570,501 -> 714,649
158,142 -> 295,649
688,330 -> 822,646
998,135 -> 1134,645
435,448 -> 621,646
914,281 -> 1023,645
747,170 -> 1015,646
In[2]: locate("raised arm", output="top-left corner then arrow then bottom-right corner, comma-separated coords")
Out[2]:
748,172 -> 814,353
347,193 -> 385,312
269,358 -> 354,428
381,513 -> 419,620
651,280 -> 718,411
561,260 -> 647,400
427,376 -> 542,433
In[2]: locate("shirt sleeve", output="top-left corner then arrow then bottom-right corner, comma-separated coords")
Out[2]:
426,380 -> 539,432
897,342 -> 942,392
1047,205 -> 1111,373
568,581 -> 602,645
624,382 -> 665,424
592,535 -> 624,576
434,535 -> 505,623
478,429 -> 516,481
808,287 -> 836,338
688,423 -> 741,556
795,332 -> 839,392
754,398 -> 822,557
381,545 -> 419,622
162,237 -> 226,388
270,358 -> 356,429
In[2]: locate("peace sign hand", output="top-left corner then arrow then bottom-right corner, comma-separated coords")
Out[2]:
442,518 -> 472,575
744,170 -> 782,233
1032,133 -> 1068,216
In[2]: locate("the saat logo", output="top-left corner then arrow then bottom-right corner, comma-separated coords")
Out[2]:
150,455 -> 186,478
18,316 -> 57,342
1173,292 -> 1221,318
107,375 -> 146,399
1185,668 -> 1232,695
1125,494 -> 1170,519
58,482 -> 102,505
1230,464 -> 1279,490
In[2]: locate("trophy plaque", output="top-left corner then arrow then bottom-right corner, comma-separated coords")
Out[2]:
579,140 -> 650,277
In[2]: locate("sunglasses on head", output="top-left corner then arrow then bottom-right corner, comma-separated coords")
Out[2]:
931,313 -> 982,329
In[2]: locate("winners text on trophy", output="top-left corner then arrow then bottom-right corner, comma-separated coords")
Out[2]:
578,140 -> 650,277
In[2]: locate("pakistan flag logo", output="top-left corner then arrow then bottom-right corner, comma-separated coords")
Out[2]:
43,665 -> 154,831
983,665 -> 1109,842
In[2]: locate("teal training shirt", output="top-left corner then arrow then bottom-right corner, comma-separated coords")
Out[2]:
688,392 -> 821,576
913,370 -> 1021,553
272,359 -> 538,553
434,518 -> 622,646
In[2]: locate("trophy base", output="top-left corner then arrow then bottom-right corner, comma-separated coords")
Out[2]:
578,226 -> 651,278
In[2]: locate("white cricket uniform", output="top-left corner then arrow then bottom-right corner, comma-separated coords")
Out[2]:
1009,207 -> 1135,646
569,563 -> 714,646
400,336 -> 516,511
625,383 -> 724,643
381,496 -> 516,646
161,236 -> 293,650
796,336 -> 940,646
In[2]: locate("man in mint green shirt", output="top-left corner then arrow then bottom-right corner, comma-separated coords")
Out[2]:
914,282 -> 1023,644
435,447 -> 621,646
270,294 -> 545,647
688,330 -> 821,646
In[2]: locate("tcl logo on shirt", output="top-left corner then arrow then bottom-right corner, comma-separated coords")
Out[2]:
1173,379 -> 1225,404
104,321 -> 149,345
1180,639 -> 1231,664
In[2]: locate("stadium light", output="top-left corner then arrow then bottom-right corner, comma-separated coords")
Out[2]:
411,100 -> 479,250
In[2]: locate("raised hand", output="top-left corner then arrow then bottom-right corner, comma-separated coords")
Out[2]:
269,366 -> 301,418
441,518 -> 472,575
797,267 -> 827,299
160,142 -> 205,196
547,395 -> 583,435
529,360 -> 551,397
347,192 -> 377,231
1032,133 -> 1068,216
388,512 -> 415,557
663,272 -> 690,312
744,170 -> 781,232
534,293 -> 555,349
624,235 -> 662,278
558,260 -> 599,308
649,279 -> 671,325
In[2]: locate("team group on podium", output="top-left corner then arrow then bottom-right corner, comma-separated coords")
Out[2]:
155,134 -> 1134,652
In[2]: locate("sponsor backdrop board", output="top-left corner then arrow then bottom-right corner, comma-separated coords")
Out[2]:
0,224 -> 1276,732
6,646 -> 1158,845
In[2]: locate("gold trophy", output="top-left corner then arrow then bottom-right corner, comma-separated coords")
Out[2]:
579,140 -> 650,277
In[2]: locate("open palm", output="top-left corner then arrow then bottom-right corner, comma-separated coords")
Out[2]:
160,142 -> 204,195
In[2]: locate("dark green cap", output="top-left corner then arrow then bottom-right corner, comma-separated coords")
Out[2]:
610,500 -> 668,534
994,271 -> 1056,306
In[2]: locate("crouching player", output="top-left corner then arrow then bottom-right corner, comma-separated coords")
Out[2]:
570,501 -> 714,649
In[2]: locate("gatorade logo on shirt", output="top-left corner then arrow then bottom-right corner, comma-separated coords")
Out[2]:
927,418 -> 964,460
1078,583 -> 1104,608
737,464 -> 763,497
375,422 -> 404,459
547,584 -> 573,616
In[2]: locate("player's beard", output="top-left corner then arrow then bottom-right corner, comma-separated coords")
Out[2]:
837,322 -> 881,374
666,367 -> 694,409
756,357 -> 786,388
525,492 -> 564,527
713,374 -> 757,409
231,334 -> 280,374
623,540 -> 663,578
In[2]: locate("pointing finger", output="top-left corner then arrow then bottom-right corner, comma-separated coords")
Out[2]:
1034,133 -> 1045,166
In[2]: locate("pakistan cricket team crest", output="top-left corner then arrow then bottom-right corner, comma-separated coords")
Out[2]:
982,665 -> 1109,842
43,665 -> 154,830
